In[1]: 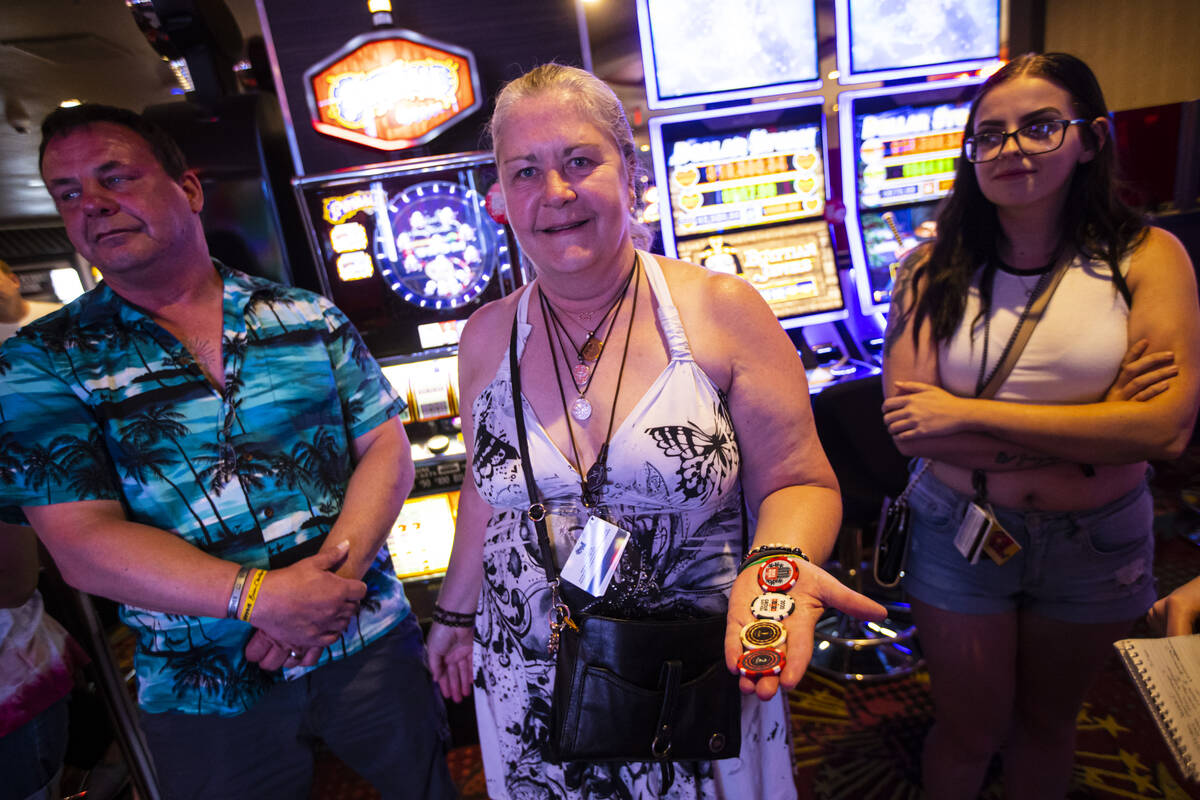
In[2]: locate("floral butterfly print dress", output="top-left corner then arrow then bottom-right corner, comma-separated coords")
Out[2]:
467,253 -> 797,800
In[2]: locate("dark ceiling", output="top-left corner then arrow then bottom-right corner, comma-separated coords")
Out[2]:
0,0 -> 644,229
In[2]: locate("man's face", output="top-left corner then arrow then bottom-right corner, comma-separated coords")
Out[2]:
40,122 -> 203,280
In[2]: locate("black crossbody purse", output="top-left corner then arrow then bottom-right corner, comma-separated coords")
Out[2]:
507,317 -> 742,764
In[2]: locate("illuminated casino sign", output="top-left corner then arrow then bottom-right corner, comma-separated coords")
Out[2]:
375,180 -> 507,309
304,29 -> 482,150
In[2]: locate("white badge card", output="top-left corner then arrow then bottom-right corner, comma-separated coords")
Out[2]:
952,502 -> 992,565
560,515 -> 631,597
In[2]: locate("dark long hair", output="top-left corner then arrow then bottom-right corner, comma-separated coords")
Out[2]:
886,52 -> 1146,353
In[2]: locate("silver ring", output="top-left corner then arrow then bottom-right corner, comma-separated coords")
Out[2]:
289,650 -> 298,659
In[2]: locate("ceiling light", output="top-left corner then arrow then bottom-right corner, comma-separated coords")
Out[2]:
827,70 -> 840,80
59,99 -> 82,108
168,58 -> 194,93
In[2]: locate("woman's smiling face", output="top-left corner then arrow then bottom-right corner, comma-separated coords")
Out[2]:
971,75 -> 1098,215
495,90 -> 634,280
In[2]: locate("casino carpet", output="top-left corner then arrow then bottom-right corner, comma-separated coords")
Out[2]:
313,459 -> 1200,799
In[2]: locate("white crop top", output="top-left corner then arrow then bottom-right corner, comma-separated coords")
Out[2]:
938,256 -> 1130,403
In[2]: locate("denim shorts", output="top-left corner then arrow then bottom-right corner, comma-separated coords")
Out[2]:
902,467 -> 1157,623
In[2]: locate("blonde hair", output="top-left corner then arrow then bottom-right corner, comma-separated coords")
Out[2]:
488,63 -> 651,249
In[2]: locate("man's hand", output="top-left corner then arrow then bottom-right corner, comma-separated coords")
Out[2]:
1106,339 -> 1177,402
245,629 -> 325,671
249,540 -> 364,648
1147,576 -> 1200,637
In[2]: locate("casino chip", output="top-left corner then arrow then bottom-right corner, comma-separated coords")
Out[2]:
750,592 -> 796,621
738,647 -> 785,679
757,556 -> 801,593
740,619 -> 787,650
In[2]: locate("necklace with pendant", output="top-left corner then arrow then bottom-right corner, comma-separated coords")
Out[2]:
541,256 -> 641,506
542,264 -> 636,419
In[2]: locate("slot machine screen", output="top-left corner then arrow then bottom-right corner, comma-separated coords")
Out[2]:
385,491 -> 459,580
637,0 -> 820,109
675,220 -> 843,326
294,152 -> 524,360
651,97 -> 846,327
840,79 -> 983,314
835,0 -> 1002,84
856,101 -> 970,210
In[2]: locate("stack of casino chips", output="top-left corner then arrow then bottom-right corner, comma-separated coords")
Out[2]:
737,553 -> 803,681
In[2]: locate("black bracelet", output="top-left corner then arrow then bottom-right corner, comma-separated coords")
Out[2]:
432,604 -> 476,628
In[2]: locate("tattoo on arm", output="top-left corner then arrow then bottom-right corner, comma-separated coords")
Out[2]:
994,451 -> 1061,469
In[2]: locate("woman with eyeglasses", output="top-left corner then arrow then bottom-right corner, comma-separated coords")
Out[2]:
881,52 -> 1200,799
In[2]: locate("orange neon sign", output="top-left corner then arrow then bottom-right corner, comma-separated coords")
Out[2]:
305,30 -> 481,151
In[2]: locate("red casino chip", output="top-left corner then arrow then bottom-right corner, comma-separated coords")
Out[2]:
738,647 -> 785,679
757,556 -> 800,593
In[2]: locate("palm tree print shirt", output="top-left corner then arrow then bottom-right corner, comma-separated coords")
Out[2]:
0,263 -> 411,715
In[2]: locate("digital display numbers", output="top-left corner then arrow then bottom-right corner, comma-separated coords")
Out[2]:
667,125 -> 825,235
675,219 -> 841,321
857,102 -> 970,210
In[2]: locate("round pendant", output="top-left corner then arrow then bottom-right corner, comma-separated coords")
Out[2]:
572,362 -> 590,387
581,337 -> 603,362
571,396 -> 593,421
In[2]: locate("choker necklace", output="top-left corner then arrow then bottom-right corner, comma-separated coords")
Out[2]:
541,257 -> 641,507
540,262 -> 637,413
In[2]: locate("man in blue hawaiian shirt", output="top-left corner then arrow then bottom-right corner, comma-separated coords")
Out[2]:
0,104 -> 457,799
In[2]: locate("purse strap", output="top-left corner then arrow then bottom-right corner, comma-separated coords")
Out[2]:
978,260 -> 1069,400
509,310 -> 559,581
968,259 -> 1071,501
903,260 -> 1069,501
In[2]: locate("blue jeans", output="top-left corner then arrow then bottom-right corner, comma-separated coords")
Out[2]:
0,695 -> 69,800
903,468 -> 1157,623
139,615 -> 456,800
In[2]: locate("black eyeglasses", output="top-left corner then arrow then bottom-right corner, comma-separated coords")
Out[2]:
963,119 -> 1090,163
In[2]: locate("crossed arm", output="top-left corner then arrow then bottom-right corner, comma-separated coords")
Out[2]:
24,415 -> 413,669
882,229 -> 1200,468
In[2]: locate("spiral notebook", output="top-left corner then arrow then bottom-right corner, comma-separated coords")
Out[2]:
1114,634 -> 1200,781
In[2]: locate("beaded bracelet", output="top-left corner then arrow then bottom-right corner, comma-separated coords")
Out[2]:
226,565 -> 252,619
742,543 -> 811,568
432,604 -> 476,628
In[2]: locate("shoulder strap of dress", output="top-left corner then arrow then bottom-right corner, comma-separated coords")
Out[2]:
512,284 -> 535,360
638,250 -> 691,361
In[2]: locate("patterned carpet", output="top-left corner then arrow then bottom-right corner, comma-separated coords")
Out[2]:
313,458 -> 1200,800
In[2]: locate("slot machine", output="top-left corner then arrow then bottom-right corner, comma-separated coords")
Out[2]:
839,77 -> 986,338
831,0 -> 1002,355
293,153 -> 527,612
650,99 -> 876,392
834,0 -> 1003,86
